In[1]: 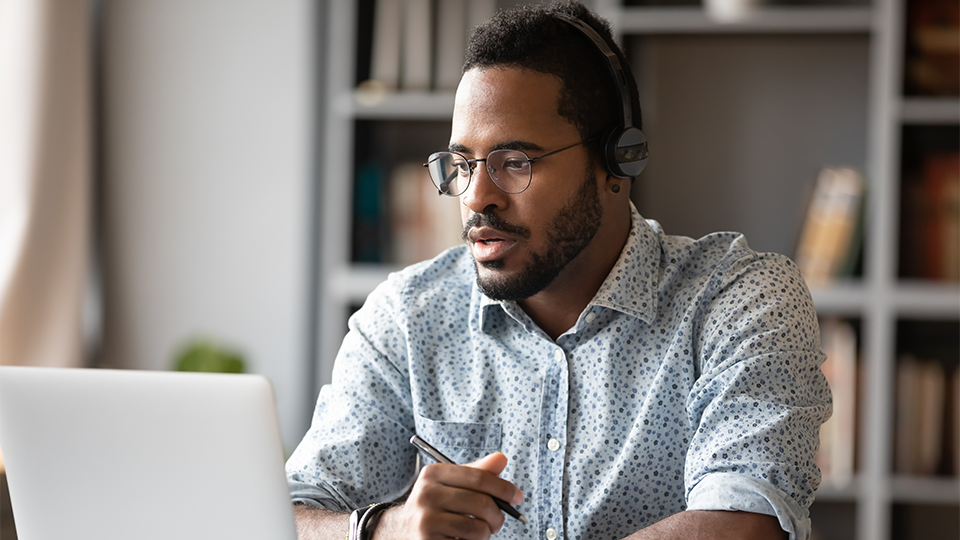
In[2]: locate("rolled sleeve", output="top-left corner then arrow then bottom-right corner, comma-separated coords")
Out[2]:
687,472 -> 810,540
683,253 -> 831,540
285,274 -> 420,510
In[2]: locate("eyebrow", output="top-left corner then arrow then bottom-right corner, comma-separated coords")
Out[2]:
448,140 -> 547,156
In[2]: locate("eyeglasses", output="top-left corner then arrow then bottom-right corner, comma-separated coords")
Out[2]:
423,136 -> 598,197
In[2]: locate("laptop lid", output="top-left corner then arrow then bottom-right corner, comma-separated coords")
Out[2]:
0,366 -> 297,540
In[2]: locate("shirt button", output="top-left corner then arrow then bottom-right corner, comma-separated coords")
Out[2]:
585,312 -> 596,323
554,350 -> 564,362
547,438 -> 561,452
546,528 -> 558,540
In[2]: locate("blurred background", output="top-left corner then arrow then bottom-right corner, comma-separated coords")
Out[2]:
0,1 -> 957,539
2,0 -> 315,452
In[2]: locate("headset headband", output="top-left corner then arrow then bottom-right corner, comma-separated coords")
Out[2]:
553,12 -> 648,178
553,12 -> 634,129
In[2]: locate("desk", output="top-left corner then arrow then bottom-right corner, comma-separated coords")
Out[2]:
1,469 -> 17,540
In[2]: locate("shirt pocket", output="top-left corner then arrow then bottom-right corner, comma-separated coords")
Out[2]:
413,414 -> 502,463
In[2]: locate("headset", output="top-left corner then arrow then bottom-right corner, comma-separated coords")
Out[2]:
554,12 -> 648,178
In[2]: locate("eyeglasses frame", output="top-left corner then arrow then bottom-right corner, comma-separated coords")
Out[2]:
423,134 -> 601,197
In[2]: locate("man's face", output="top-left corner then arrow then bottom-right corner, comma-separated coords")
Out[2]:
451,67 -> 605,301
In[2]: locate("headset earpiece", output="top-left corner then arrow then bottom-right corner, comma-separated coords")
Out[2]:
555,12 -> 648,179
604,125 -> 648,178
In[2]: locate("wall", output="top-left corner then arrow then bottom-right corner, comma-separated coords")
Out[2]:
100,0 -> 316,450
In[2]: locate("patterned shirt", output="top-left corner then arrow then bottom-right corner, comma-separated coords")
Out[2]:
287,204 -> 831,540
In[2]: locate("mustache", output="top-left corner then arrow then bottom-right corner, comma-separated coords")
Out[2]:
461,212 -> 530,242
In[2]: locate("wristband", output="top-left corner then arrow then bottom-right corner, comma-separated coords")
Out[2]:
347,502 -> 397,540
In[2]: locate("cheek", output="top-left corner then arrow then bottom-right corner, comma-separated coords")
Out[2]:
511,198 -> 554,236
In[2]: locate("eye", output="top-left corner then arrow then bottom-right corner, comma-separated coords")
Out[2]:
450,155 -> 471,177
495,151 -> 529,173
502,156 -> 528,172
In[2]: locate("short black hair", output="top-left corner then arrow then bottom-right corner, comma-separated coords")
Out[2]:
463,1 -> 642,170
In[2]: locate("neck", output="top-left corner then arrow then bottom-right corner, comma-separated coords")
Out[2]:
520,201 -> 631,340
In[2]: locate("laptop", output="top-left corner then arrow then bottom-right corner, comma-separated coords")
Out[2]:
0,366 -> 297,540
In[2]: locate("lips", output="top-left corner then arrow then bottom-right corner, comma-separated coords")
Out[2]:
467,227 -> 518,262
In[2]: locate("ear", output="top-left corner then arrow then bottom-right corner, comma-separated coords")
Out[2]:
604,174 -> 623,195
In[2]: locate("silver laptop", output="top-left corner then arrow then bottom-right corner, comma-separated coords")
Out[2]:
0,366 -> 297,540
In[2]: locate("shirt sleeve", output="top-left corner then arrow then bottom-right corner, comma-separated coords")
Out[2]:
285,273 -> 420,510
683,249 -> 832,540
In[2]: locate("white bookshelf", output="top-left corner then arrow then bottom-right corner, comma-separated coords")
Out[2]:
810,283 -> 870,315
900,97 -> 960,124
346,92 -> 456,119
890,476 -> 960,504
614,5 -> 873,33
316,2 -> 960,539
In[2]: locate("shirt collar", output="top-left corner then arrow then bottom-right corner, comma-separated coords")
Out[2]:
591,202 -> 660,324
478,202 -> 661,330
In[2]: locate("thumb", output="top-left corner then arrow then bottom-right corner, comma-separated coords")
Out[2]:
466,451 -> 508,476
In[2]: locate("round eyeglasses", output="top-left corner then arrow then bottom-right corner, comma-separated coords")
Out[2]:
423,136 -> 598,197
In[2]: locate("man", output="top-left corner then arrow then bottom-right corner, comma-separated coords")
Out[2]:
287,2 -> 830,539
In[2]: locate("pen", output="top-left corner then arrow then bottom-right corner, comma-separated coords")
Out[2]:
409,434 -> 529,525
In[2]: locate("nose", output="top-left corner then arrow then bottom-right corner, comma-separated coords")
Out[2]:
460,159 -> 508,214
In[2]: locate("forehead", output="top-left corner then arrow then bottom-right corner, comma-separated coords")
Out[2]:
450,67 -> 578,152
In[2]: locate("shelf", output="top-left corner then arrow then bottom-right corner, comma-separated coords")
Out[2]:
816,476 -> 862,502
900,98 -> 960,125
328,264 -> 395,304
891,282 -> 960,318
810,282 -> 868,315
617,6 -> 873,34
335,91 -> 456,120
890,476 -> 960,505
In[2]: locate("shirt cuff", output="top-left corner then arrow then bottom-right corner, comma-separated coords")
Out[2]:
288,478 -> 354,512
686,472 -> 810,540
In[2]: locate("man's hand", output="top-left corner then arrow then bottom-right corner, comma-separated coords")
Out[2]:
373,452 -> 524,540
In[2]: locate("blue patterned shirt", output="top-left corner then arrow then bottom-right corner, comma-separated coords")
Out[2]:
287,204 -> 831,540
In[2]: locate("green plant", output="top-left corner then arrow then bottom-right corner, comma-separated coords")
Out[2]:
173,339 -> 246,373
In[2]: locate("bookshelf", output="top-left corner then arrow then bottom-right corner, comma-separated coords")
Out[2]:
315,1 -> 959,540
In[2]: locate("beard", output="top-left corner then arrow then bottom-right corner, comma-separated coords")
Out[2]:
462,169 -> 604,302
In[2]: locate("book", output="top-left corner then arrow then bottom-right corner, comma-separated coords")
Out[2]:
353,160 -> 387,263
922,152 -> 960,281
916,360 -> 946,475
896,356 -> 922,475
388,162 -> 464,266
948,367 -> 960,476
370,0 -> 403,90
905,0 -> 959,96
401,0 -> 432,91
941,167 -> 960,282
900,171 -> 930,279
816,318 -> 858,486
794,167 -> 865,286
895,356 -> 947,475
434,0 -> 468,91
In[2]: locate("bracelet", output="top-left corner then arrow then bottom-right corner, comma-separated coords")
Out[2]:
347,502 -> 397,540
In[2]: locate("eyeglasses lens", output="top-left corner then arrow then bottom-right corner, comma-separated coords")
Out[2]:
489,150 -> 532,193
426,152 -> 464,196
427,150 -> 531,196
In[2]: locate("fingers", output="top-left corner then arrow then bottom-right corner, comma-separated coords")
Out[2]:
463,454 -> 523,505
415,464 -> 509,528
466,451 -> 508,475
405,506 -> 504,540
397,456 -> 524,540
410,475 -> 507,537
